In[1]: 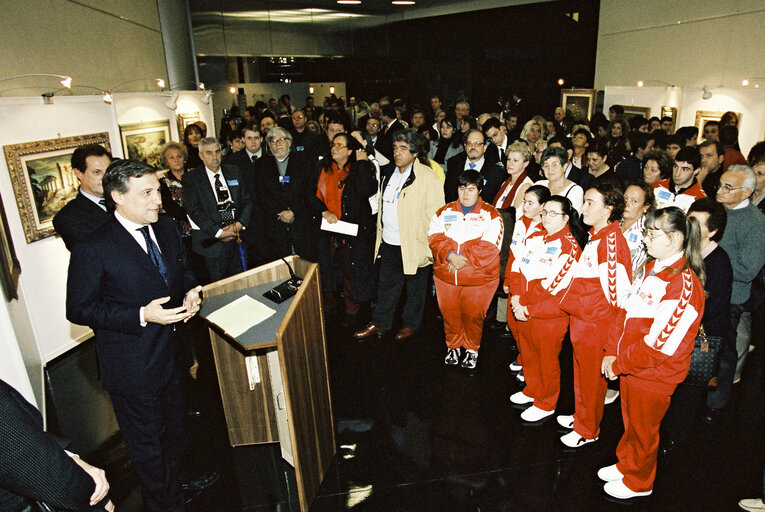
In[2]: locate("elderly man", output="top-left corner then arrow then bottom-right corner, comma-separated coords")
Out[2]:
707,165 -> 765,420
444,129 -> 505,203
355,129 -> 444,341
253,127 -> 316,262
183,137 -> 254,281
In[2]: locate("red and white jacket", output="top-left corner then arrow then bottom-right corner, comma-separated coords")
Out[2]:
505,226 -> 581,319
507,215 -> 543,272
652,179 -> 707,213
612,254 -> 705,394
559,221 -> 632,350
429,198 -> 503,286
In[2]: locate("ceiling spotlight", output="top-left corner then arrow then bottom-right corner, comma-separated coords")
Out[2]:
198,82 -> 205,90
702,85 -> 712,100
156,78 -> 165,88
330,86 -> 335,94
309,86 -> 314,94
229,87 -> 237,94
637,80 -> 645,88
337,0 -> 361,3
557,78 -> 565,86
60,76 -> 72,88
391,0 -> 415,4
201,92 -> 212,104
102,91 -> 113,103
742,79 -> 750,86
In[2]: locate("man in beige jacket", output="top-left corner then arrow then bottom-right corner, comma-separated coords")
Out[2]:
355,129 -> 445,340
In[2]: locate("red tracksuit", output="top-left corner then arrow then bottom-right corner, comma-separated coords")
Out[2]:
652,179 -> 706,213
559,221 -> 632,439
505,226 -> 581,411
506,216 -> 542,364
429,198 -> 503,352
612,254 -> 705,492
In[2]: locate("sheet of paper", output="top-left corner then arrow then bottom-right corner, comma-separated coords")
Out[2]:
206,295 -> 276,337
321,218 -> 359,237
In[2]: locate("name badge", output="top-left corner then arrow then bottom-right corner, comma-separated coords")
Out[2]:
444,214 -> 459,223
657,190 -> 672,201
629,233 -> 638,243
279,176 -> 290,183
545,246 -> 558,254
227,179 -> 239,187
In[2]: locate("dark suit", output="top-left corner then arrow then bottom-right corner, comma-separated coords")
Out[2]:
566,163 -> 595,190
253,152 -> 317,262
0,379 -> 110,512
52,191 -> 111,251
443,153 -> 506,204
66,215 -> 197,512
378,119 -> 405,160
182,164 -> 254,281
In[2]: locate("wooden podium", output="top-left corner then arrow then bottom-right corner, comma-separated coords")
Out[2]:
199,256 -> 336,512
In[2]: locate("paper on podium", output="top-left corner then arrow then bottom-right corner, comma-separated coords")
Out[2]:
321,218 -> 358,237
206,295 -> 276,337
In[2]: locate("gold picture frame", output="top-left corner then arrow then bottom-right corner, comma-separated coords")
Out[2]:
561,88 -> 597,121
695,110 -> 743,142
3,132 -> 111,244
0,193 -> 21,300
177,112 -> 201,139
119,120 -> 171,169
622,106 -> 651,119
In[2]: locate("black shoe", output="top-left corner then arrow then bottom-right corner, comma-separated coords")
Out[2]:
181,471 -> 220,492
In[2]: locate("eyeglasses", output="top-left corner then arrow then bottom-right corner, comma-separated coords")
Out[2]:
718,183 -> 746,194
540,210 -> 564,218
270,137 -> 288,145
644,230 -> 669,241
465,141 -> 484,147
331,143 -> 348,150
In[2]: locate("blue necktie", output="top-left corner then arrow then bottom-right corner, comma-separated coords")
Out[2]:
469,163 -> 476,170
138,226 -> 168,285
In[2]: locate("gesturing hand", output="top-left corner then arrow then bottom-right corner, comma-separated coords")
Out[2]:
143,296 -> 188,325
182,286 -> 203,322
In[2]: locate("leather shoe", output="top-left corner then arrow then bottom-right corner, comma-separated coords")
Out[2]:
394,327 -> 416,340
181,471 -> 219,492
354,323 -> 385,339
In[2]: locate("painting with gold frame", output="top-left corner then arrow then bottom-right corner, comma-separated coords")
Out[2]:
3,132 -> 111,243
561,88 -> 597,121
622,106 -> 651,120
0,193 -> 20,300
120,120 -> 171,169
695,110 -> 743,142
177,112 -> 200,139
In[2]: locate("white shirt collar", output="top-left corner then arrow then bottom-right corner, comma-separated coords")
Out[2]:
205,166 -> 222,178
465,156 -> 485,170
114,210 -> 147,231
80,189 -> 105,208
653,251 -> 684,273
732,198 -> 750,210
246,148 -> 261,159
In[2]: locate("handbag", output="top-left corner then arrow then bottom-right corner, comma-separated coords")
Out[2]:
683,325 -> 723,387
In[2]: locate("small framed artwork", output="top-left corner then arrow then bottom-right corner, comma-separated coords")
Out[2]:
0,193 -> 21,300
177,112 -> 200,139
622,106 -> 651,120
561,88 -> 597,121
3,132 -> 111,243
119,120 -> 171,169
661,106 -> 677,124
695,110 -> 743,141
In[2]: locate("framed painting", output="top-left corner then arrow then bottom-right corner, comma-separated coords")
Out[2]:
177,112 -> 200,139
695,110 -> 743,142
3,132 -> 111,244
561,88 -> 597,121
622,106 -> 651,120
119,120 -> 171,169
0,193 -> 20,300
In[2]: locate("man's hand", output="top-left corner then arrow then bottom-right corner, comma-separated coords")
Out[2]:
182,286 -> 203,322
217,224 -> 237,242
601,356 -> 618,380
143,297 -> 188,325
69,454 -> 110,506
447,253 -> 468,270
356,149 -> 368,161
279,210 -> 295,223
105,500 -> 115,512
322,211 -> 338,224
232,221 -> 244,234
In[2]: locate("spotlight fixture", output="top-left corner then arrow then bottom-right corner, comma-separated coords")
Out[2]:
60,76 -> 73,88
198,82 -> 205,90
309,86 -> 314,94
156,78 -> 165,88
229,87 -> 237,94
637,80 -> 645,87
557,78 -> 565,86
391,0 -> 415,4
742,79 -> 750,86
0,73 -> 72,89
102,91 -> 113,103
330,86 -> 335,94
337,0 -> 361,4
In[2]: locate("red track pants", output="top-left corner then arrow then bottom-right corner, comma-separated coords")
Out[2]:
435,276 -> 497,352
615,377 -> 671,492
516,315 -> 568,411
570,317 -> 609,439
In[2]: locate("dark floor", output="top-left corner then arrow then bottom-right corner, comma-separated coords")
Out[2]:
53,297 -> 764,512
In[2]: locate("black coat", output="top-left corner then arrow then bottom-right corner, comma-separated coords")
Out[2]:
311,160 -> 378,302
443,153 -> 506,204
52,192 -> 111,251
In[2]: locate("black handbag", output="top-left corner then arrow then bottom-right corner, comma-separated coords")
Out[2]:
683,325 -> 723,387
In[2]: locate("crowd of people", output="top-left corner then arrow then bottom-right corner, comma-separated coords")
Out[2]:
41,91 -> 765,509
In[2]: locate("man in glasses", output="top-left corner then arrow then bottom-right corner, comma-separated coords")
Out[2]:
443,129 -> 505,203
253,127 -> 316,262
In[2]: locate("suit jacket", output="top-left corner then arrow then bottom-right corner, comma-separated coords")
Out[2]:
378,119 -> 405,160
66,216 -> 197,395
52,192 -> 111,251
182,164 -> 254,257
253,152 -> 317,261
566,163 -> 595,190
443,153 -> 506,204
485,142 -> 507,167
0,379 -> 109,512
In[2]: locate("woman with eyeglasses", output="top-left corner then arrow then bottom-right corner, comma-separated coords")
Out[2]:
311,133 -> 378,327
537,146 -> 584,212
557,181 -> 632,448
598,206 -> 706,500
505,196 -> 583,422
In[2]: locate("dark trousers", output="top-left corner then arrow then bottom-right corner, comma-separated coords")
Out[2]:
707,304 -> 742,410
371,242 -> 430,331
204,242 -> 244,283
109,369 -> 186,512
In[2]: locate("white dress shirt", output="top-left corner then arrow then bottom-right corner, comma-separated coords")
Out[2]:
381,164 -> 412,245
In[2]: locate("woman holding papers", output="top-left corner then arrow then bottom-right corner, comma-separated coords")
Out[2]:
312,133 -> 378,327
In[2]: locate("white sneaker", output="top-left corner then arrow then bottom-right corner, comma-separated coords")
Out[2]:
461,349 -> 478,370
509,359 -> 522,372
560,430 -> 597,448
739,498 -> 765,511
520,405 -> 554,423
444,348 -> 460,366
515,369 -> 525,382
605,389 -> 620,405
510,390 -> 534,405
556,414 -> 574,429
603,479 -> 651,499
597,464 -> 624,482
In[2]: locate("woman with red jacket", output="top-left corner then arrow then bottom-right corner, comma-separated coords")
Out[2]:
558,181 -> 632,448
429,169 -> 503,370
504,196 -> 583,423
599,206 -> 706,499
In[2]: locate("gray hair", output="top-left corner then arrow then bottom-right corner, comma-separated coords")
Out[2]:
266,127 -> 293,145
161,141 -> 187,163
726,165 -> 757,192
102,159 -> 156,211
392,128 -> 423,156
198,137 -> 220,151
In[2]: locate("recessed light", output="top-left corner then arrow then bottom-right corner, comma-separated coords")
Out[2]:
337,0 -> 361,4
392,1 -> 415,4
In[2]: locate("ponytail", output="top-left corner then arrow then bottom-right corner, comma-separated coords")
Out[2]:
684,215 -> 706,286
645,206 -> 706,286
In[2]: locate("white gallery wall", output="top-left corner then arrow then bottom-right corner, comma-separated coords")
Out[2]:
0,91 -> 214,408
